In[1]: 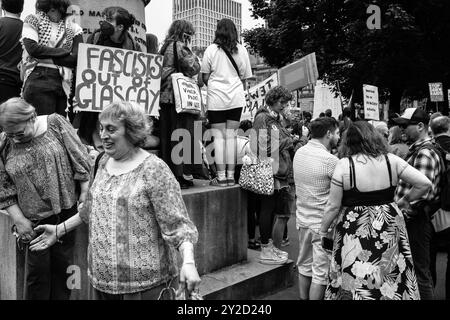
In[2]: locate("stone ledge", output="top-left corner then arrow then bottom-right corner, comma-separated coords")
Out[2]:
199,249 -> 295,300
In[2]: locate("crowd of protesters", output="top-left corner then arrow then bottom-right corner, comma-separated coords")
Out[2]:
1,0 -> 450,302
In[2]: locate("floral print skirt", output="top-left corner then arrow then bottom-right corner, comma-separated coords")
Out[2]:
325,203 -> 421,300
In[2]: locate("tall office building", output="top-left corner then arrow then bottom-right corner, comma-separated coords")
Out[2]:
173,0 -> 242,51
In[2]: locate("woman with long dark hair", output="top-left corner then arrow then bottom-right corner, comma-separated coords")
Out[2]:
320,121 -> 431,300
21,0 -> 83,116
201,18 -> 252,187
159,20 -> 201,189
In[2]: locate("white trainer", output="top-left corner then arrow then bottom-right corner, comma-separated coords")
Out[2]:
268,240 -> 289,259
259,245 -> 288,265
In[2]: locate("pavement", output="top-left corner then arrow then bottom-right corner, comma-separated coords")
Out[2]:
260,216 -> 448,300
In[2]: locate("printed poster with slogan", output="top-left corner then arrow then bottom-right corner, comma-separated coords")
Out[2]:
242,73 -> 279,121
74,43 -> 163,116
363,84 -> 380,121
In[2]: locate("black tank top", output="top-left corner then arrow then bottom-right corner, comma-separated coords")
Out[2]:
342,155 -> 397,207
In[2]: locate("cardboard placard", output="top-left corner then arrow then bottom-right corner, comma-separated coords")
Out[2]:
74,43 -> 163,116
243,73 -> 279,121
363,84 -> 380,121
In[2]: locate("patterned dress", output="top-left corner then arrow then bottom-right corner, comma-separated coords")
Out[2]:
325,156 -> 420,300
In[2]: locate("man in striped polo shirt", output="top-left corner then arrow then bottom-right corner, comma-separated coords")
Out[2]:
293,117 -> 340,300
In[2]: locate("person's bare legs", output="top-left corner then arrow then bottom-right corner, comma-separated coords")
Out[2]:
225,120 -> 239,181
210,123 -> 226,181
298,274 -> 311,300
272,216 -> 289,248
309,283 -> 326,300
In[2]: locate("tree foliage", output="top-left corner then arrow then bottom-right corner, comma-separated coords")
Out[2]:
243,0 -> 450,113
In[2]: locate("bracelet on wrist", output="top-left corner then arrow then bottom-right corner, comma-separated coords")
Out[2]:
55,225 -> 62,243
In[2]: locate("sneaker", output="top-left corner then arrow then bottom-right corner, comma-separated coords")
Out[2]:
227,178 -> 236,186
268,240 -> 289,259
259,245 -> 288,265
210,177 -> 228,187
281,237 -> 290,247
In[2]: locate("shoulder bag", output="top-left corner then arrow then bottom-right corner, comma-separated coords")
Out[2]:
171,41 -> 202,115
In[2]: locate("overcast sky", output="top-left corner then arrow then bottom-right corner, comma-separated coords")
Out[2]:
22,0 -> 264,42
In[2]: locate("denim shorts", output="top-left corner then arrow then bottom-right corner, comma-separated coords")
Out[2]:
274,184 -> 296,218
22,66 -> 67,116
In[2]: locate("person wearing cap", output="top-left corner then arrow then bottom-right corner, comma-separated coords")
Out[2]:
394,108 -> 444,300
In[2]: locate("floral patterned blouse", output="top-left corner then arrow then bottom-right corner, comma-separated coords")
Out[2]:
79,153 -> 198,294
0,114 -> 90,220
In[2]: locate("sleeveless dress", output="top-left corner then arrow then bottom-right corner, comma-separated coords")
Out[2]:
325,155 -> 420,300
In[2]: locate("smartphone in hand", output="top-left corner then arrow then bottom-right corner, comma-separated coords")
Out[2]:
321,237 -> 334,251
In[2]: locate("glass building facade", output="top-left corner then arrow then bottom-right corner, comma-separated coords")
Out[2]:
173,0 -> 242,51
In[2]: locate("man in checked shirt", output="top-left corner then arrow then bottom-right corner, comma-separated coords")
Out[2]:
394,108 -> 444,300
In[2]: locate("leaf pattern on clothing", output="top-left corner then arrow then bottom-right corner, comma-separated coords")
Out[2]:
341,234 -> 363,270
325,203 -> 420,300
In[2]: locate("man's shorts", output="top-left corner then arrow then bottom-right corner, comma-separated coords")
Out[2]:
207,108 -> 243,124
296,227 -> 331,286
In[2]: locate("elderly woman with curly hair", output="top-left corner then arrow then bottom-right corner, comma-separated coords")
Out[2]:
31,101 -> 201,300
320,121 -> 431,300
20,0 -> 83,117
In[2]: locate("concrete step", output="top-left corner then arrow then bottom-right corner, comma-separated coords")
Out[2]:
199,249 -> 295,300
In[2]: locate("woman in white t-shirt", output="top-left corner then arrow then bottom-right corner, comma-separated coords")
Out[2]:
201,19 -> 252,187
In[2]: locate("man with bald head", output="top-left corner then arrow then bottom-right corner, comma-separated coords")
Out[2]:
431,116 -> 450,152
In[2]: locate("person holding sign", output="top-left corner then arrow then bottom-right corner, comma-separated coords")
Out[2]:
0,98 -> 91,300
74,6 -> 144,164
201,19 -> 252,187
159,20 -> 201,189
21,0 -> 83,117
87,6 -> 141,52
28,101 -> 201,300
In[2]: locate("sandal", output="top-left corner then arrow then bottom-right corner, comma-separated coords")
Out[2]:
209,177 -> 228,187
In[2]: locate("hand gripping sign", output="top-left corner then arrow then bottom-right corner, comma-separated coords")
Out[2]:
74,43 -> 163,116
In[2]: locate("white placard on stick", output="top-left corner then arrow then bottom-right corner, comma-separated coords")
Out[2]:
74,43 -> 163,116
363,84 -> 380,121
429,82 -> 444,102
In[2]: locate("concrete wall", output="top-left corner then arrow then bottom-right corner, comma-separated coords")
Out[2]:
0,184 -> 247,299
0,213 -> 25,300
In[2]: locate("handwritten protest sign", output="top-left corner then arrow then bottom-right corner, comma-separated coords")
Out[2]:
74,43 -> 163,116
429,82 -> 444,102
242,73 -> 279,121
363,84 -> 380,121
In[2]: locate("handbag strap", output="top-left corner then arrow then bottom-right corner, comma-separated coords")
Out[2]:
173,41 -> 181,73
218,44 -> 240,78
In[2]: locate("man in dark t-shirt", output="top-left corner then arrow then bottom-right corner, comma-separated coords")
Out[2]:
0,0 -> 24,104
